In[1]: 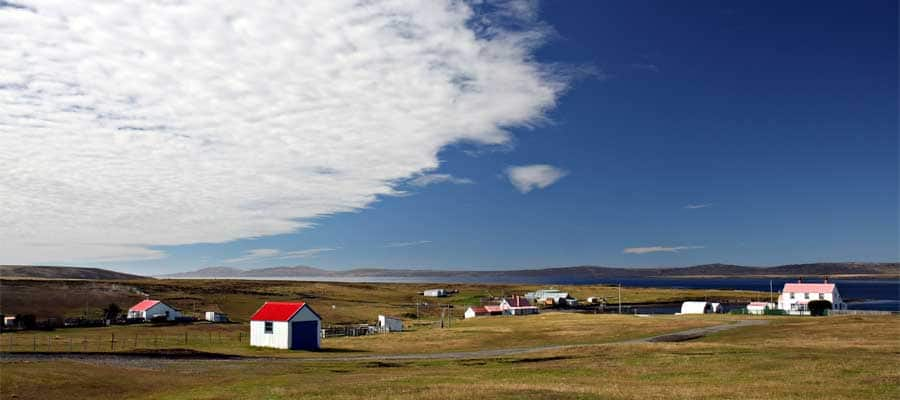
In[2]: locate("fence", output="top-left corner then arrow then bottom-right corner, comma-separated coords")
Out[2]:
321,325 -> 388,338
828,309 -> 897,316
0,331 -> 247,353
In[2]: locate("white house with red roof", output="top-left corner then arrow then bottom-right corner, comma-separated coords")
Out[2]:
249,301 -> 321,350
777,281 -> 846,315
499,296 -> 540,315
746,302 -> 776,315
127,300 -> 181,321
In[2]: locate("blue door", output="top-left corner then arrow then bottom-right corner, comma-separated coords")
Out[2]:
290,321 -> 319,350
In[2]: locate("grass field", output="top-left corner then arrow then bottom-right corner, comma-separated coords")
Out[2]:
2,315 -> 897,399
2,278 -> 896,399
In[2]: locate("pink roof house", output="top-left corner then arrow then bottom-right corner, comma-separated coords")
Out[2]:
777,280 -> 845,315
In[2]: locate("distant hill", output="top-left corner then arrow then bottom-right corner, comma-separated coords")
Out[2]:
0,265 -> 146,280
160,265 -> 333,278
164,262 -> 899,279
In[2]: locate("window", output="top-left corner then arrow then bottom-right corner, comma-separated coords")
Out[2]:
264,321 -> 273,334
789,292 -> 795,299
819,293 -> 825,300
804,293 -> 809,300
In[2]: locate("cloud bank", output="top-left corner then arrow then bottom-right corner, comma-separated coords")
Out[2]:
384,240 -> 432,248
506,164 -> 568,193
684,204 -> 711,209
623,246 -> 705,255
224,248 -> 336,264
0,0 -> 565,263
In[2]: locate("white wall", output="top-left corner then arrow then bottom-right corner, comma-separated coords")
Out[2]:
250,320 -> 290,349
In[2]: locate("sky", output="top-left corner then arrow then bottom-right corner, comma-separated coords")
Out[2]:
1,0 -> 897,274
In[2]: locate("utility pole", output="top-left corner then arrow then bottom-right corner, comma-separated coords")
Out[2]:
618,284 -> 622,314
769,280 -> 773,304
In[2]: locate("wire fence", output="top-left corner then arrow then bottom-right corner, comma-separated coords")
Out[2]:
0,331 -> 247,353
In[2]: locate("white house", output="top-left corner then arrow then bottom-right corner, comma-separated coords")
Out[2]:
204,311 -> 229,323
499,296 -> 540,315
127,300 -> 181,321
423,289 -> 447,297
525,289 -> 574,305
746,302 -> 776,315
777,281 -> 846,315
464,306 -> 489,319
377,315 -> 403,332
250,302 -> 321,350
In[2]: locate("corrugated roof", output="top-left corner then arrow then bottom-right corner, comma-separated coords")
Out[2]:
467,306 -> 488,314
250,302 -> 307,321
783,283 -> 835,294
129,300 -> 160,312
504,297 -> 532,307
483,305 -> 503,313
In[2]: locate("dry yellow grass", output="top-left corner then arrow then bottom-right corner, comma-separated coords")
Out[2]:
2,316 -> 898,399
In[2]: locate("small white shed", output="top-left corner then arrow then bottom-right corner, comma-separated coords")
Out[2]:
377,315 -> 404,332
127,300 -> 181,321
205,311 -> 229,323
746,302 -> 775,315
250,302 -> 321,350
680,301 -> 713,314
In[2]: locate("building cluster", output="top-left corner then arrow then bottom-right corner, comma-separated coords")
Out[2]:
464,295 -> 540,319
679,279 -> 848,316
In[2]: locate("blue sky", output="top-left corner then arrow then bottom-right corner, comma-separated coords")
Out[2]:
2,1 -> 896,274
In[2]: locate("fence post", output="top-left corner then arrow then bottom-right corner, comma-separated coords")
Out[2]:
48,336 -> 51,352
69,337 -> 73,352
238,332 -> 242,343
111,333 -> 115,351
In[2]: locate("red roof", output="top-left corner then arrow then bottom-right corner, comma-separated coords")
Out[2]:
468,306 -> 488,314
504,296 -> 532,307
250,302 -> 308,321
483,305 -> 503,313
129,300 -> 160,312
747,302 -> 771,307
783,283 -> 835,294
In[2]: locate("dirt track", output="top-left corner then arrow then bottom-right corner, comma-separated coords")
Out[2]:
0,319 -> 769,365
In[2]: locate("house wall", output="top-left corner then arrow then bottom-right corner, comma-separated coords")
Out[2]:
146,303 -> 181,320
779,290 -> 846,315
378,316 -> 403,332
250,320 -> 290,349
288,307 -> 321,349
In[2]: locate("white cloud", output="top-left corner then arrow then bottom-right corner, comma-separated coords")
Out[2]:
623,246 -> 705,255
224,247 -> 335,263
505,164 -> 568,193
684,204 -> 711,209
385,240 -> 432,248
0,1 -> 566,263
408,174 -> 473,187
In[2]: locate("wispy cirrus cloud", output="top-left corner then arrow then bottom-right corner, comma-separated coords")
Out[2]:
505,164 -> 568,193
408,174 -> 474,187
0,0 -> 566,263
224,248 -> 336,264
385,240 -> 432,248
630,63 -> 660,72
684,204 -> 712,209
623,246 -> 705,255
